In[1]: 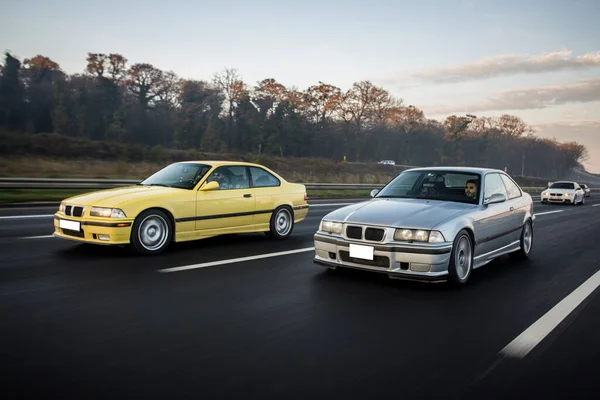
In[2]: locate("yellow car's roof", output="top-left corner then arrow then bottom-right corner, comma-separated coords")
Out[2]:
176,160 -> 263,167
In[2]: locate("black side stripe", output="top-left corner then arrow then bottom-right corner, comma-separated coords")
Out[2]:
175,209 -> 274,223
475,225 -> 523,245
175,205 -> 309,223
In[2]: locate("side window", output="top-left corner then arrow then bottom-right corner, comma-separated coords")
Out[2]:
206,166 -> 250,190
250,167 -> 281,188
484,173 -> 508,201
500,174 -> 522,199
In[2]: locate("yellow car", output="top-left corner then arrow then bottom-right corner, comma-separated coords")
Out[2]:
53,161 -> 310,255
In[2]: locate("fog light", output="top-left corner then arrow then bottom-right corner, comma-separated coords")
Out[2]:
98,234 -> 110,241
410,263 -> 431,272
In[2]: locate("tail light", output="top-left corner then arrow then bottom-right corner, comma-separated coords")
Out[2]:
304,193 -> 308,201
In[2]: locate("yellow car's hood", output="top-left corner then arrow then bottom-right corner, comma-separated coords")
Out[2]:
64,185 -> 187,208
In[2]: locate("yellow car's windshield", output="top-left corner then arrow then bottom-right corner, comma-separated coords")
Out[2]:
140,163 -> 212,190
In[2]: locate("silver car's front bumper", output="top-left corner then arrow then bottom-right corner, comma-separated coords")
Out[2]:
313,232 -> 453,282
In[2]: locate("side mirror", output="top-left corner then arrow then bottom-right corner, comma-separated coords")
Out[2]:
484,193 -> 507,205
370,189 -> 380,198
200,181 -> 219,191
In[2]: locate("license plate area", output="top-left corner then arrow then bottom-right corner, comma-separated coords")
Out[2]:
349,243 -> 374,260
59,219 -> 81,232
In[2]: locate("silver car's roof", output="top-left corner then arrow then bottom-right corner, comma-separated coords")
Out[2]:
403,166 -> 505,174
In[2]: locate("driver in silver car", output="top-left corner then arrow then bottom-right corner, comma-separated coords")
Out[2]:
465,179 -> 478,199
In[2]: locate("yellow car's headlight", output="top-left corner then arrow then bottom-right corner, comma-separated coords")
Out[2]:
59,201 -> 66,213
90,207 -> 127,218
320,220 -> 343,234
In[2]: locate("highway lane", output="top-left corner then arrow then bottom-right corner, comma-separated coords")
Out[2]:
0,198 -> 599,398
0,194 -> 574,241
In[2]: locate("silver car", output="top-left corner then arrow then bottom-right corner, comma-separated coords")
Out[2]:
313,167 -> 535,285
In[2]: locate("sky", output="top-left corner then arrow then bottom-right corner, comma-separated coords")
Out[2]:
1,0 -> 599,172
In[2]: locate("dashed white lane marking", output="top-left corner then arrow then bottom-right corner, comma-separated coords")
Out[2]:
0,214 -> 54,220
534,210 -> 564,216
500,269 -> 600,359
158,247 -> 316,273
593,204 -> 600,207
19,235 -> 55,239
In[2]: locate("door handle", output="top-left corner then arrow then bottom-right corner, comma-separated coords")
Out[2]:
243,194 -> 252,198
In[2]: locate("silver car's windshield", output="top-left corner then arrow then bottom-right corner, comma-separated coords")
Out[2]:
140,163 -> 212,189
376,170 -> 482,204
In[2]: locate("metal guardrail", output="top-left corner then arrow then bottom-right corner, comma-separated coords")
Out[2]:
0,178 -> 596,192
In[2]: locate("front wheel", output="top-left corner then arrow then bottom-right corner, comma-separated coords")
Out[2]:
130,209 -> 173,255
265,206 -> 294,240
447,230 -> 473,285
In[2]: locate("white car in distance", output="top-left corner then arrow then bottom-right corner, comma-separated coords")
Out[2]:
378,160 -> 396,166
540,181 -> 586,205
579,184 -> 591,197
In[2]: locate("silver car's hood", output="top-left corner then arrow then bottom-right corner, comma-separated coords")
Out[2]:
324,198 -> 475,229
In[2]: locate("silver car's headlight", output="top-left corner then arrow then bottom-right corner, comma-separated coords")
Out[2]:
394,229 -> 446,243
90,207 -> 127,218
320,220 -> 343,234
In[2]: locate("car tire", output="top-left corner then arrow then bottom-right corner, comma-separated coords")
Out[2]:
581,196 -> 585,205
130,209 -> 173,255
510,220 -> 533,261
265,206 -> 294,240
447,230 -> 473,285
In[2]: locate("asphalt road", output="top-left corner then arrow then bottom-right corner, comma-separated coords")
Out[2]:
1,196 -> 599,399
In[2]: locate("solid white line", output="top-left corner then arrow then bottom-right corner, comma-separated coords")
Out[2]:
19,235 -> 55,239
158,247 -> 316,273
500,269 -> 600,359
0,214 -> 53,220
534,210 -> 564,216
592,204 -> 600,207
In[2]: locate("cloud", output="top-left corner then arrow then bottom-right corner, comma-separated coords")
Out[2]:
386,50 -> 600,86
428,78 -> 600,114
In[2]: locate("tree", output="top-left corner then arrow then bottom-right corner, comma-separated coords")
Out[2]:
0,52 -> 26,131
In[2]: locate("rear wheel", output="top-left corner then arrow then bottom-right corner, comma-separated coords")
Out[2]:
130,209 -> 173,255
510,220 -> 533,260
447,230 -> 473,285
265,206 -> 294,240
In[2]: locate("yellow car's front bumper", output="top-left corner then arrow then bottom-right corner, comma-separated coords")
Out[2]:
53,214 -> 134,245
